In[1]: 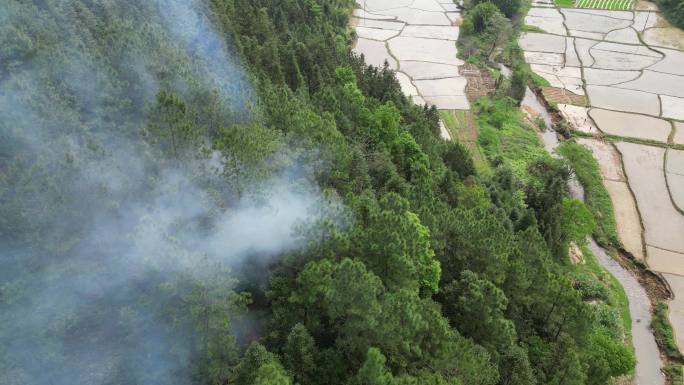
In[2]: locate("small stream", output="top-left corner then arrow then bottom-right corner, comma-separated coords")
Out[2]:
589,240 -> 665,385
521,87 -> 585,200
519,84 -> 665,385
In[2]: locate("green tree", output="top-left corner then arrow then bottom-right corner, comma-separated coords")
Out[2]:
213,122 -> 284,197
462,3 -> 505,34
440,207 -> 513,285
527,159 -> 571,259
468,0 -> 522,17
585,333 -> 635,385
233,343 -> 281,385
443,141 -> 476,179
254,361 -> 292,385
351,193 -> 441,294
352,348 -> 394,385
499,345 -> 536,385
440,271 -> 515,351
286,258 -> 383,365
145,90 -> 199,159
283,324 -> 317,385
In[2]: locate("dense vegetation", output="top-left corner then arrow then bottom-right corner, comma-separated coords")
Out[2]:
653,301 -> 683,360
0,0 -> 634,384
652,301 -> 684,384
557,142 -> 621,249
658,0 -> 684,29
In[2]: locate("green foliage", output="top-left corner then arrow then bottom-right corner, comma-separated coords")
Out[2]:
213,122 -> 285,195
353,348 -> 394,385
349,193 -> 441,294
652,302 -> 684,359
270,258 -> 497,384
498,345 -> 536,385
145,90 -> 201,159
529,69 -> 551,88
561,198 -> 595,244
521,24 -> 546,32
658,0 -> 684,29
665,364 -> 684,385
441,271 -> 515,350
509,65 -> 529,101
254,361 -> 293,385
443,141 -> 476,178
234,343 -> 288,385
468,83 -> 633,385
475,97 -> 550,180
467,0 -> 523,17
283,324 -> 317,385
558,141 -> 621,248
592,304 -> 625,341
439,206 -> 513,284
460,3 -> 513,61
585,332 -> 635,384
463,3 -> 505,34
0,0 -> 639,384
572,272 -> 610,301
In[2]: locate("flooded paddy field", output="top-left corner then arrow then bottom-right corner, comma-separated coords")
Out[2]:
352,0 -> 467,139
521,0 -> 684,369
352,0 -> 684,379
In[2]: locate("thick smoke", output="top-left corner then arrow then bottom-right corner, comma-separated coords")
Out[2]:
0,1 -> 337,384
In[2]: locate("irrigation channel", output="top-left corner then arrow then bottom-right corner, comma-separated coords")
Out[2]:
521,85 -> 665,385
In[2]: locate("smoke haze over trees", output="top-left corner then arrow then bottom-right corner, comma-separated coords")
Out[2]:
1,0 -> 634,384
0,1 -> 335,383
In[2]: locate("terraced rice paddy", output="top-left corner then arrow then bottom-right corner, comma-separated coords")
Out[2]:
574,0 -> 634,11
352,0 -> 466,140
523,0 -> 684,374
353,0 -> 683,380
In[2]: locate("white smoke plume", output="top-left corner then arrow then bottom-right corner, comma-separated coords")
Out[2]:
0,1 -> 339,384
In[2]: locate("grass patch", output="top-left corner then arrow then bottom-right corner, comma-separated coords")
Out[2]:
568,130 -> 684,151
578,244 -> 632,339
529,70 -> 551,88
554,0 -> 575,6
440,110 -> 490,173
653,302 -> 684,385
652,301 -> 684,360
665,364 -> 684,385
474,97 -> 550,181
557,141 -> 621,249
573,0 -> 634,9
521,24 -> 546,33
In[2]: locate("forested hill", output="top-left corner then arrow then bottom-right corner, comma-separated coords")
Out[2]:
0,1 -> 630,385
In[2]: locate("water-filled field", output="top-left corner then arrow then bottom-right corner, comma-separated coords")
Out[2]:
352,0 -> 468,140
522,0 -> 684,361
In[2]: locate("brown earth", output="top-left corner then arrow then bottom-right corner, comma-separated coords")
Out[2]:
541,86 -> 587,106
460,63 -> 496,102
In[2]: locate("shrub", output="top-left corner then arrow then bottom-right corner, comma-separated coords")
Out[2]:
468,0 -> 522,17
657,0 -> 684,29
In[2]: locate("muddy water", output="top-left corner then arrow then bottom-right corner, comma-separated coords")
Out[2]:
521,87 -> 585,200
589,240 -> 665,385
523,88 -> 665,385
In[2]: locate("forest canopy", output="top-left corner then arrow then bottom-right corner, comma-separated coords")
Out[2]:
0,0 -> 633,385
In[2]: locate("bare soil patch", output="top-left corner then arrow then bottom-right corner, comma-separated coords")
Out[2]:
540,86 -> 587,105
